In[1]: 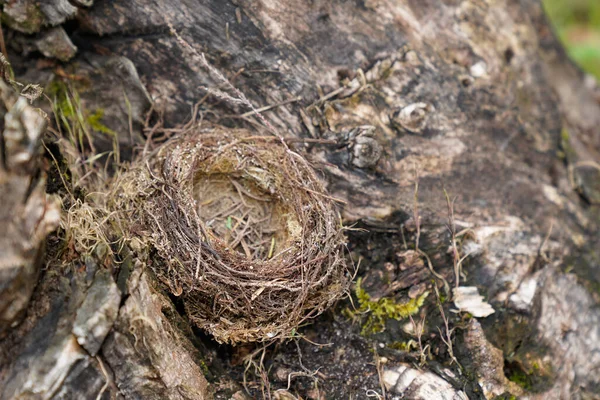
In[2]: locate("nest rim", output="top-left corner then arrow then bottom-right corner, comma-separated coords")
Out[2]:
121,129 -> 351,344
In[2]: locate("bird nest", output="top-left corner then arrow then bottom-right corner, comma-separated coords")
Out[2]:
118,128 -> 350,344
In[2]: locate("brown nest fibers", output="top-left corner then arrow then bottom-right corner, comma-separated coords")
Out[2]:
119,128 -> 350,344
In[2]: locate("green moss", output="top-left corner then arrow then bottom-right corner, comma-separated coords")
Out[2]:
198,359 -> 210,377
388,340 -> 417,351
87,109 -> 116,136
47,80 -> 119,159
353,277 -> 429,335
508,369 -> 531,390
47,80 -> 76,119
438,292 -> 448,304
559,127 -> 576,161
505,357 -> 553,393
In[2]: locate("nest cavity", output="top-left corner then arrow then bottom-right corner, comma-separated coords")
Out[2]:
120,129 -> 349,344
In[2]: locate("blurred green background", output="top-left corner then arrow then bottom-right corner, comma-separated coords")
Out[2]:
543,0 -> 600,78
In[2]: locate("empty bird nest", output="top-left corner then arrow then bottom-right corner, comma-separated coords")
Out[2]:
114,128 -> 350,344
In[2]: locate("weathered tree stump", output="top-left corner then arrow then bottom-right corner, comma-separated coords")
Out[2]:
1,0 -> 600,399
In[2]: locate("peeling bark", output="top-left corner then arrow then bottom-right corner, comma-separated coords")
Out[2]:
0,80 -> 59,337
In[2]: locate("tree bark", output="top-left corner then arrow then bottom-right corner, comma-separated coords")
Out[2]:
1,0 -> 600,399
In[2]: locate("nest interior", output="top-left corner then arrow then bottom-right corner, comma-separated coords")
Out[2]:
118,129 -> 350,344
193,172 -> 296,261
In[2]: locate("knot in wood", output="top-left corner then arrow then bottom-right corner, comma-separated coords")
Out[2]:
346,125 -> 382,169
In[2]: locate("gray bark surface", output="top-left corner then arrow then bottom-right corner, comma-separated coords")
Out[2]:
1,0 -> 600,399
